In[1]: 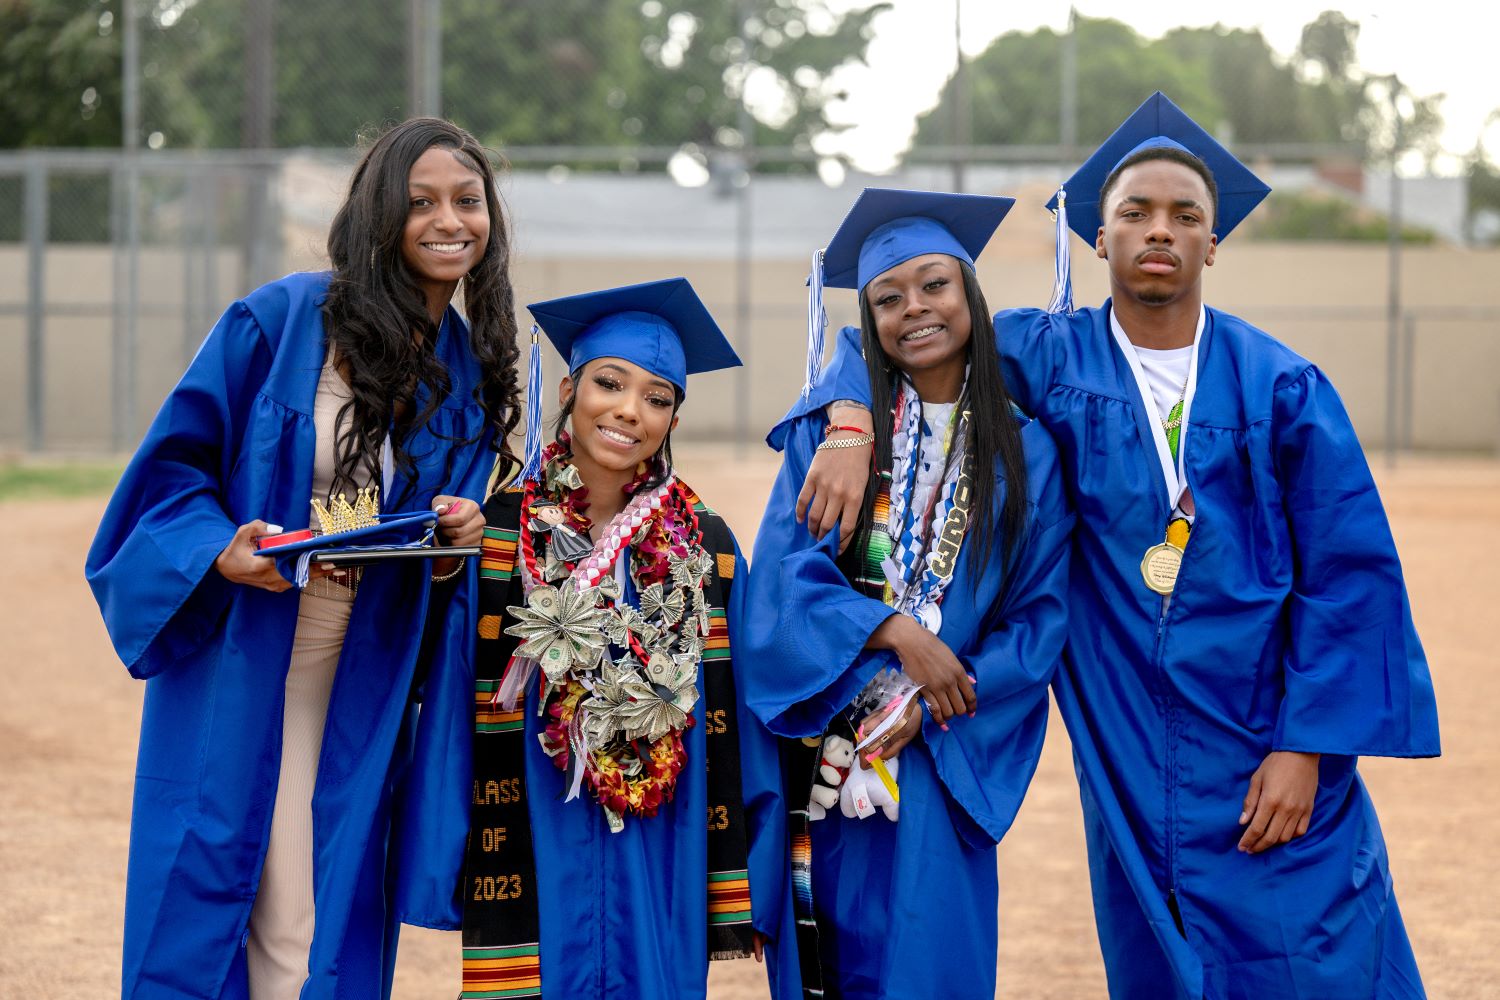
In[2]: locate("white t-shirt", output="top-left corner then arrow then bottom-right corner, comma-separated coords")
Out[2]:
1132,344 -> 1193,425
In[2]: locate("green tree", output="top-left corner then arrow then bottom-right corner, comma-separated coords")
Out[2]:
0,0 -> 123,147
912,18 -> 1209,150
911,11 -> 1441,164
3,0 -> 885,156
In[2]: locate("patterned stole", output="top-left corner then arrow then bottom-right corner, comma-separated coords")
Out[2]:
460,485 -> 754,999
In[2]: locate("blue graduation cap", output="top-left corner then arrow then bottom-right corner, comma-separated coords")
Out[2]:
804,187 -> 1015,394
517,277 -> 740,481
1044,92 -> 1271,313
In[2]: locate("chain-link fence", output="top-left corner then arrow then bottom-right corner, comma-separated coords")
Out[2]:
5,1 -> 1499,455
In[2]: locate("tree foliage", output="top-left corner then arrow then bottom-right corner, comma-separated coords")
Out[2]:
1,0 -> 885,155
911,11 -> 1444,165
0,0 -> 123,147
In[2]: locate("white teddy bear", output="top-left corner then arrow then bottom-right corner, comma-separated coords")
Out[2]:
807,735 -> 856,821
840,755 -> 900,822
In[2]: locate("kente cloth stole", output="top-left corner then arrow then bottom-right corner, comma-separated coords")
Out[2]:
460,486 -> 754,999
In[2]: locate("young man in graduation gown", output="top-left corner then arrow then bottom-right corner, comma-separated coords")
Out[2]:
780,93 -> 1439,999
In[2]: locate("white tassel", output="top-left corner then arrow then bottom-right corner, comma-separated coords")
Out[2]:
1047,187 -> 1074,315
802,248 -> 828,397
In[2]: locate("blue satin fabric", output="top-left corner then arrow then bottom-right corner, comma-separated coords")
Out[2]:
776,304 -> 1438,999
87,271 -> 494,999
745,408 -> 1073,998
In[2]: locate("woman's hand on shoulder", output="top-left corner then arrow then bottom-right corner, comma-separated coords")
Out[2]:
433,496 -> 483,548
796,403 -> 875,553
214,520 -> 294,592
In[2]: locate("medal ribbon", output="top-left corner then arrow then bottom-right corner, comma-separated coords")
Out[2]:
1109,305 -> 1205,511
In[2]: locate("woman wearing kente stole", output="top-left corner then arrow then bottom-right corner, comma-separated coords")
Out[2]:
742,190 -> 1074,999
457,279 -> 793,999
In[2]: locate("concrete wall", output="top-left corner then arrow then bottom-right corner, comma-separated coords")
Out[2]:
4,226 -> 1499,454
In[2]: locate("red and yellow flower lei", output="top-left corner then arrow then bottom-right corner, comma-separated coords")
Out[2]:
520,439 -> 705,822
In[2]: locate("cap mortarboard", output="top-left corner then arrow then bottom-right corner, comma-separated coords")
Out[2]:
803,188 -> 1015,393
1043,92 -> 1271,314
515,278 -> 739,482
1047,91 -> 1270,245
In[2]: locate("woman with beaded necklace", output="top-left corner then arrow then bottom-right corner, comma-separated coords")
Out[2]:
741,189 -> 1075,999
447,279 -> 793,1000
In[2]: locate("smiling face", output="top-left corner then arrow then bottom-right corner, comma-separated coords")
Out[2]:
401,145 -> 490,311
1096,157 -> 1217,309
559,358 -> 680,481
865,253 -> 973,401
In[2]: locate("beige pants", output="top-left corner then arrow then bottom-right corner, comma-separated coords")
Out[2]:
245,591 -> 352,1000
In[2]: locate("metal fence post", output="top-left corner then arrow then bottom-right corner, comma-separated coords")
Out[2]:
1400,312 -> 1416,451
24,156 -> 47,452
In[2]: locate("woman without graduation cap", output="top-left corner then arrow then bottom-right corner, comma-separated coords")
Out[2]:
740,189 -> 1075,999
444,278 -> 796,1000
86,118 -> 521,999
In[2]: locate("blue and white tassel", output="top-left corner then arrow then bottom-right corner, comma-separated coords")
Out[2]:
802,248 -> 828,397
1047,187 -> 1074,315
518,324 -> 544,484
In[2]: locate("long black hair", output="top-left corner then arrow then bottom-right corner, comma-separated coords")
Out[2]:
551,368 -> 684,495
852,260 -> 1030,579
322,117 -> 522,500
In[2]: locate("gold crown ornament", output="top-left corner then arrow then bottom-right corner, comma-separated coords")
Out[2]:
310,487 -> 381,536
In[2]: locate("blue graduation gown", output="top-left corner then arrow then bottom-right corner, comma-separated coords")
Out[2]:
745,409 -> 1074,999
522,534 -> 791,1000
787,307 -> 1439,999
86,271 -> 495,999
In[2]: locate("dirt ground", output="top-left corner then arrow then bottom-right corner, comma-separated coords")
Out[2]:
2,447 -> 1495,998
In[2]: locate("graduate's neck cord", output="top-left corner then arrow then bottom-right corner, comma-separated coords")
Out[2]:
883,375 -> 972,624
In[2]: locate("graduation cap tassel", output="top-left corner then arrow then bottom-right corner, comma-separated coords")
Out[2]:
802,248 -> 828,398
1047,187 -> 1074,315
518,324 -> 544,484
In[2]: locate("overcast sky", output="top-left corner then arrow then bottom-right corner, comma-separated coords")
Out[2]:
813,0 -> 1499,174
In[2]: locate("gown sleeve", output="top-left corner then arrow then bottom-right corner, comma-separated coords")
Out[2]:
994,306 -> 1068,417
921,425 -> 1074,848
1269,365 -> 1440,757
85,301 -> 274,679
765,325 -> 869,452
726,541 -> 796,958
742,413 -> 900,736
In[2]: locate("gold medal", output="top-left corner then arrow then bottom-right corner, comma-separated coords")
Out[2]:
1140,542 -> 1184,596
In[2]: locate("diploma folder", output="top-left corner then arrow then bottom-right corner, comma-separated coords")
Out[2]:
307,544 -> 482,566
254,510 -> 477,571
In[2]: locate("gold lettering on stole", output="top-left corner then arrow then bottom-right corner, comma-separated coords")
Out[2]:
929,468 -> 974,580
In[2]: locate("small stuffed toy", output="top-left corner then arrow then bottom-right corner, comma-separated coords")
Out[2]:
840,756 -> 900,822
807,735 -> 856,821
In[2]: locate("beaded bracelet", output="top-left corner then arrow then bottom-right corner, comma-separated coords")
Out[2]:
431,556 -> 466,582
816,432 -> 875,451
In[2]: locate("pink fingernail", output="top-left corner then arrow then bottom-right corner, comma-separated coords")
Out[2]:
966,674 -> 977,684
865,752 -> 881,764
939,723 -> 950,732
